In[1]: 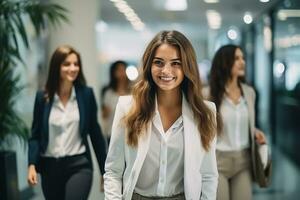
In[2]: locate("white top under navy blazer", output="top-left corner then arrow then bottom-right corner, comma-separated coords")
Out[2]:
28,84 -> 107,175
104,95 -> 218,200
44,87 -> 86,157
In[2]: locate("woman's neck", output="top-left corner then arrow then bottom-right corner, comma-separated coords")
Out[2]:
225,77 -> 242,104
226,77 -> 239,91
116,80 -> 128,94
157,89 -> 182,108
58,81 -> 73,98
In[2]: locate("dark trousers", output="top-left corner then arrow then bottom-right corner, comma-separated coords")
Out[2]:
40,153 -> 93,200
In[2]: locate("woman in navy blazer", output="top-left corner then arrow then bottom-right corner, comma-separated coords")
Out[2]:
27,45 -> 107,200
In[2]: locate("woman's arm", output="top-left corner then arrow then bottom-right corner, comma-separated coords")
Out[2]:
104,97 -> 127,200
200,102 -> 218,200
28,91 -> 43,166
200,136 -> 218,200
28,91 -> 43,185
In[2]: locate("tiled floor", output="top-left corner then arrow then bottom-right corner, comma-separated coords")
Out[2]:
28,146 -> 300,200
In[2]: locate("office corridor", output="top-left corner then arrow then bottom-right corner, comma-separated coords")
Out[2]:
27,145 -> 300,200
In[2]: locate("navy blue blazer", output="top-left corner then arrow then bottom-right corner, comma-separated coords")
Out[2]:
28,84 -> 107,175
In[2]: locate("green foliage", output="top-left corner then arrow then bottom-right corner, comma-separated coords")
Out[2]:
0,0 -> 68,143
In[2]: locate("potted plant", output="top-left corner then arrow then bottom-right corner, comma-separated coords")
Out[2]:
0,1 -> 67,199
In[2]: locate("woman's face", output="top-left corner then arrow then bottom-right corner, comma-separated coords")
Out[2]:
60,53 -> 80,84
151,44 -> 184,93
114,64 -> 127,81
231,48 -> 245,78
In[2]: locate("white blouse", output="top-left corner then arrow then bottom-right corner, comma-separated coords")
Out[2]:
217,96 -> 250,151
134,107 -> 184,197
102,88 -> 119,138
43,87 -> 86,158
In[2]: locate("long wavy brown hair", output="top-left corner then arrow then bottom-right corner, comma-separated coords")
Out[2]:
209,44 -> 245,134
124,30 -> 216,151
45,45 -> 86,101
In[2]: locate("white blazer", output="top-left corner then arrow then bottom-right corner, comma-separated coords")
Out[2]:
104,95 -> 218,200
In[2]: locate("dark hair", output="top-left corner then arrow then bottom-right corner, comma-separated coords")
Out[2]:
109,60 -> 128,90
45,45 -> 86,100
124,30 -> 216,151
209,44 -> 245,134
100,60 -> 129,104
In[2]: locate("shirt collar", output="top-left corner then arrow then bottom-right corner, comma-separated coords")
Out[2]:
153,94 -> 183,132
54,86 -> 76,102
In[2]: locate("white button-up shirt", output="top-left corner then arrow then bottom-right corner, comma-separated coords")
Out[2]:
134,107 -> 184,197
217,96 -> 250,151
43,87 -> 86,158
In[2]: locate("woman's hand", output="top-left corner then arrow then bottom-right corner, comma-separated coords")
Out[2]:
27,165 -> 38,186
255,128 -> 266,144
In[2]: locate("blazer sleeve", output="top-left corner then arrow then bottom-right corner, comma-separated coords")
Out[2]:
28,91 -> 43,166
104,97 -> 126,200
200,102 -> 218,200
88,88 -> 107,175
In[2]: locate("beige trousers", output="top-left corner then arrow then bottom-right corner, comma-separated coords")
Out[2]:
216,149 -> 252,200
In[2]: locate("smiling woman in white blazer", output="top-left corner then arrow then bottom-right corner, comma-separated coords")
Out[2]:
104,30 -> 218,200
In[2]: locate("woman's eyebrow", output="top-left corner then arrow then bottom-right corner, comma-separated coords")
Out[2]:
153,57 -> 181,61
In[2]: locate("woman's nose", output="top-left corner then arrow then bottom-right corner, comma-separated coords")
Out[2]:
161,63 -> 172,72
70,64 -> 78,70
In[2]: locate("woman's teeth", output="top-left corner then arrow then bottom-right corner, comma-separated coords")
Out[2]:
160,77 -> 174,81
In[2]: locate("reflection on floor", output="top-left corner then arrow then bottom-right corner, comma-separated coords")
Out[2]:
27,146 -> 300,200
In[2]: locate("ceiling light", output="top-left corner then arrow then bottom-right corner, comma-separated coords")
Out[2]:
206,10 -> 221,29
243,12 -> 253,24
165,0 -> 187,11
277,9 -> 300,20
95,21 -> 108,32
204,0 -> 219,3
227,29 -> 238,40
259,0 -> 270,2
126,65 -> 139,80
110,0 -> 145,31
274,62 -> 285,78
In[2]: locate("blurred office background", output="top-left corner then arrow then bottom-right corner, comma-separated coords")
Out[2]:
1,0 -> 300,199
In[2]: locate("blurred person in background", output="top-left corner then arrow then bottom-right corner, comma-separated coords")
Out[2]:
205,44 -> 266,200
104,30 -> 218,200
100,60 -> 131,146
27,45 -> 107,200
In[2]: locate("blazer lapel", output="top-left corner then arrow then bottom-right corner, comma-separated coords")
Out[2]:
241,84 -> 255,140
125,124 -> 152,200
182,96 -> 203,200
42,98 -> 52,151
75,86 -> 85,135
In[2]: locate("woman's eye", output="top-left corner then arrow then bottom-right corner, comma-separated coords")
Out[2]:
153,60 -> 164,67
62,62 -> 79,66
62,62 -> 70,66
171,62 -> 181,67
